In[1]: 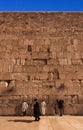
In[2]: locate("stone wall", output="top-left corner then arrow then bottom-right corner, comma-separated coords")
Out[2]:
0,12 -> 83,115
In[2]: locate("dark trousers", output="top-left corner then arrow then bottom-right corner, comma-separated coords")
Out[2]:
59,108 -> 64,116
23,110 -> 26,116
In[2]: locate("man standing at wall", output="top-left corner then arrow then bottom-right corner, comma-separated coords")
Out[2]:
22,101 -> 28,116
34,99 -> 40,121
57,99 -> 64,116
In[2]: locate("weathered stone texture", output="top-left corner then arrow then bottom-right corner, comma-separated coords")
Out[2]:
0,12 -> 83,115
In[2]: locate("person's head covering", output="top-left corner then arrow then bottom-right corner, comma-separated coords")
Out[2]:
34,98 -> 37,101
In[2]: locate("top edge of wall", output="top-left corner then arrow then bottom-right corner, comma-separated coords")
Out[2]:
0,11 -> 83,13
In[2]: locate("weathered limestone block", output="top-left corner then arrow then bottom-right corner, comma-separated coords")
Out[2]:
32,80 -> 42,90
64,95 -> 72,104
47,59 -> 59,65
78,43 -> 83,53
81,80 -> 83,87
50,42 -> 56,52
0,73 -> 11,80
35,44 -> 43,52
32,86 -> 39,95
19,52 -> 28,59
24,81 -> 34,95
38,52 -> 49,59
27,87 -> 35,95
39,72 -> 48,80
59,72 -> 66,80
75,52 -> 80,59
72,70 -> 83,79
55,80 -> 63,88
15,81 -> 25,95
12,59 -> 17,65
42,44 -> 50,52
42,65 -> 49,72
57,52 -> 64,59
24,59 -> 33,66
81,87 -> 83,95
0,52 -> 6,59
24,39 -> 34,45
32,52 -> 39,59
64,80 -> 73,88
0,43 -> 6,52
0,60 -> 3,72
42,81 -> 54,88
44,39 -> 50,45
22,65 -> 37,73
11,52 -> 19,59
16,59 -> 21,66
71,95 -> 79,104
9,65 -> 14,73
72,59 -> 82,65
6,42 -> 13,52
67,44 -> 74,52
48,72 -> 54,80
67,58 -> 72,65
72,79 -> 80,87
36,65 -> 43,72
48,65 -> 55,72
79,95 -> 83,103
21,58 -> 26,65
12,44 -> 19,52
33,59 -> 46,65
34,38 -> 44,45
11,73 -> 27,80
73,39 -> 78,50
59,58 -> 68,65
13,65 -> 22,73
80,52 -> 83,59
55,80 -> 67,95
64,80 -> 74,94
51,52 -> 56,59
40,87 -> 53,95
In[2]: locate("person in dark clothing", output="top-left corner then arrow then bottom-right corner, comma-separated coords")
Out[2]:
57,99 -> 64,116
34,99 -> 40,121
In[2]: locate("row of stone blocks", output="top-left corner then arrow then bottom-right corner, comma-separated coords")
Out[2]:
0,95 -> 83,115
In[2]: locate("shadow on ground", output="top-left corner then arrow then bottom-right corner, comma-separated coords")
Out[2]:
8,119 -> 34,123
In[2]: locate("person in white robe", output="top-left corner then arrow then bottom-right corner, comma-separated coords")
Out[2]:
22,101 -> 28,116
41,100 -> 46,116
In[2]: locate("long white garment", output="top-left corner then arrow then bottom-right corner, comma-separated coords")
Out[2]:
41,101 -> 46,115
22,102 -> 28,112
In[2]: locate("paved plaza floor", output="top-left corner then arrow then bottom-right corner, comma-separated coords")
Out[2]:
0,115 -> 83,130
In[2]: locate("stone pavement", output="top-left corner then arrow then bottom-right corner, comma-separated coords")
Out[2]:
0,115 -> 83,130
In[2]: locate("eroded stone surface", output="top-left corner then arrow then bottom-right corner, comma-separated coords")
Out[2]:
0,12 -> 83,115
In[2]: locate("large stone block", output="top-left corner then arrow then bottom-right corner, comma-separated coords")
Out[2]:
11,73 -> 27,80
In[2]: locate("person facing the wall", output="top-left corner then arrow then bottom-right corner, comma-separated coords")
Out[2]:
22,101 -> 28,116
57,99 -> 64,116
41,100 -> 46,116
34,98 -> 40,121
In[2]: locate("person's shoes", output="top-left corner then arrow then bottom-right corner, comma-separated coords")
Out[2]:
34,119 -> 37,121
38,117 -> 40,121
